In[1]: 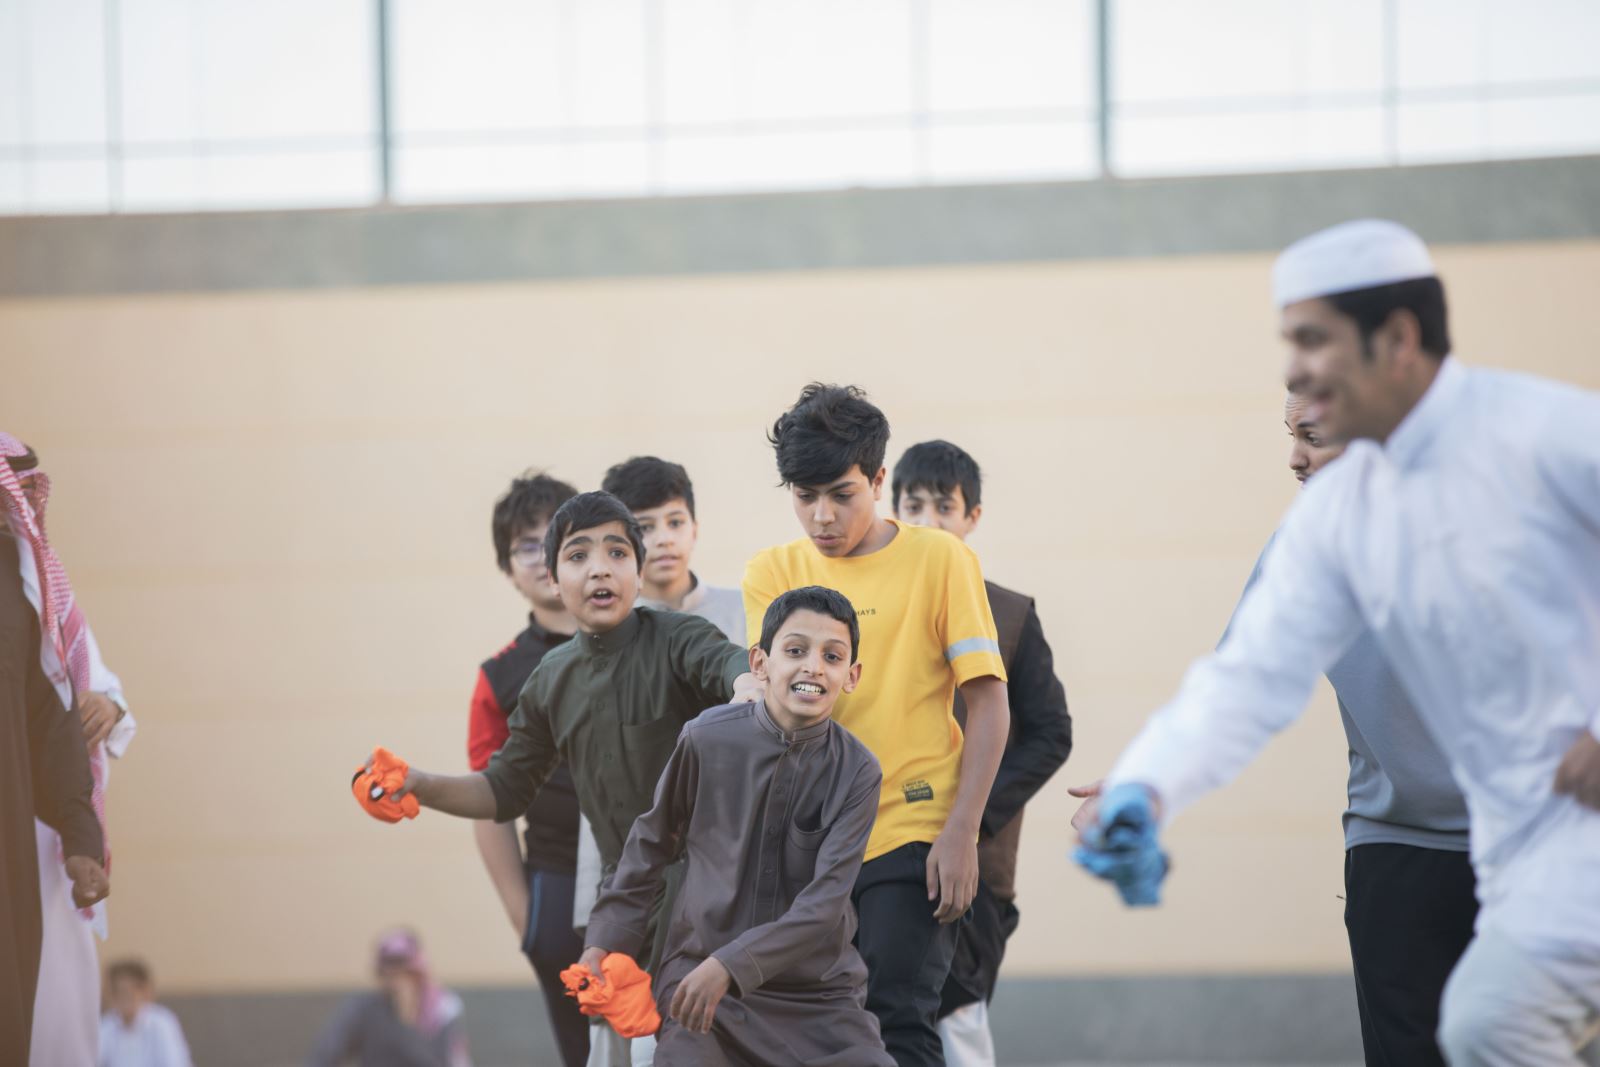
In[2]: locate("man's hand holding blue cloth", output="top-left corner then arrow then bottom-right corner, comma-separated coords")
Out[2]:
1072,782 -> 1169,907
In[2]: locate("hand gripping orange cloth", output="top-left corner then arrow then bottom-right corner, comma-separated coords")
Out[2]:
351,747 -> 420,823
560,954 -> 660,1038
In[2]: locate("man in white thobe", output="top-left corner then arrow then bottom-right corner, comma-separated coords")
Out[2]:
1076,219 -> 1600,1066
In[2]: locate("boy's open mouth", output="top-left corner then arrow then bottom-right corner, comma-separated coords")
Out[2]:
588,588 -> 618,604
791,682 -> 824,695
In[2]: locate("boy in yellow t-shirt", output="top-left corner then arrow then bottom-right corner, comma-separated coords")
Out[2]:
742,383 -> 1009,1067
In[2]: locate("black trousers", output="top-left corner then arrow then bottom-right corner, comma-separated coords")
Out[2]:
1344,843 -> 1478,1067
522,866 -> 590,1067
938,880 -> 1019,1017
853,842 -> 962,1067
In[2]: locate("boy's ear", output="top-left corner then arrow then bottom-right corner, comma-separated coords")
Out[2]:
748,645 -> 769,681
842,661 -> 862,693
966,503 -> 983,530
870,466 -> 886,497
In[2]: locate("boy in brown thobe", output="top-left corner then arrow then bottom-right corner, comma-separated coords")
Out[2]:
579,586 -> 895,1067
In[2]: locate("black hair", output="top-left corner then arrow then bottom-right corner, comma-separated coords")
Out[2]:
544,491 -> 646,576
1325,277 -> 1451,360
768,383 -> 890,487
601,456 -> 697,518
758,585 -> 861,664
891,440 -> 983,514
491,470 -> 579,573
107,959 -> 152,987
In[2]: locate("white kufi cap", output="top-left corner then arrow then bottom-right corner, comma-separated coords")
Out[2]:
1272,219 -> 1436,308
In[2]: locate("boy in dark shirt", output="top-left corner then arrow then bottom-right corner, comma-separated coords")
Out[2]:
466,471 -> 586,1066
893,440 -> 1073,1066
579,586 -> 895,1067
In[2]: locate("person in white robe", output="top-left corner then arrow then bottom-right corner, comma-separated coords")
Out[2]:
1076,219 -> 1600,1066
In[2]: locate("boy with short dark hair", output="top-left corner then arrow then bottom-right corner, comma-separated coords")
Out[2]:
892,440 -> 1073,1067
579,586 -> 894,1067
601,456 -> 743,643
99,959 -> 192,1067
742,384 -> 1011,1067
357,491 -> 759,1064
470,470 -> 588,1067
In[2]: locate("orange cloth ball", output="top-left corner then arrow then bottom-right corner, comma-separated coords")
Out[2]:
351,746 -> 420,823
560,953 -> 661,1038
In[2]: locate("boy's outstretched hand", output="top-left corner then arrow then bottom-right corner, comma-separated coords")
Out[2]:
669,957 -> 730,1034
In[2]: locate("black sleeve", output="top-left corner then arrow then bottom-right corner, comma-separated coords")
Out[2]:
27,644 -> 103,862
484,676 -> 561,824
980,603 -> 1072,839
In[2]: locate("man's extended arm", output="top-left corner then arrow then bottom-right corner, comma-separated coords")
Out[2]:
1107,487 -> 1364,819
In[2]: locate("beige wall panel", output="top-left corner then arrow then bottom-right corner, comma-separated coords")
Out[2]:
2,239 -> 1596,992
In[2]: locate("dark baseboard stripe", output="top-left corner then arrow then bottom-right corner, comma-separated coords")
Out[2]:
163,972 -> 1362,1065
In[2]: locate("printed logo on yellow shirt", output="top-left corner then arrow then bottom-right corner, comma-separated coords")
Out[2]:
901,779 -> 934,804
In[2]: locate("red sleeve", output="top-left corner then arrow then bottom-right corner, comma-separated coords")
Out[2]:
467,667 -> 510,772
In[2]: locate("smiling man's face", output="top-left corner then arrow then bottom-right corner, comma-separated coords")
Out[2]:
552,520 -> 641,633
1280,296 -> 1431,446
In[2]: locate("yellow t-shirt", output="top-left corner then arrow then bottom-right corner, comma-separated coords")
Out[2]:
742,519 -> 1007,862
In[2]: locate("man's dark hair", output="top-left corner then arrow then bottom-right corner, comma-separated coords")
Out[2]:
491,470 -> 579,573
107,959 -> 152,987
601,456 -> 696,518
891,440 -> 983,514
768,383 -> 891,487
1326,277 -> 1451,360
758,585 -> 861,664
544,491 -> 646,576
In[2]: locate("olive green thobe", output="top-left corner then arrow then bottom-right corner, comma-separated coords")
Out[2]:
484,606 -> 747,967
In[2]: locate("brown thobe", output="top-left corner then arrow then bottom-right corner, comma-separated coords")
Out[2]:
585,700 -> 895,1067
1,536 -> 102,1065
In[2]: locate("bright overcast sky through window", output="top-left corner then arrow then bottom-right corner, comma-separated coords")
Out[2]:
1,0 -> 1597,214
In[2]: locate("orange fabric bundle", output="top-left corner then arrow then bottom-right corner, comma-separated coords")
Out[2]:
351,746 -> 420,823
560,953 -> 661,1038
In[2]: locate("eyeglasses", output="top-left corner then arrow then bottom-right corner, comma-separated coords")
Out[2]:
510,538 -> 547,566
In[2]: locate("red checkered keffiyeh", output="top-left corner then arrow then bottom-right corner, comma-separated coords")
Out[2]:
0,432 -> 109,885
